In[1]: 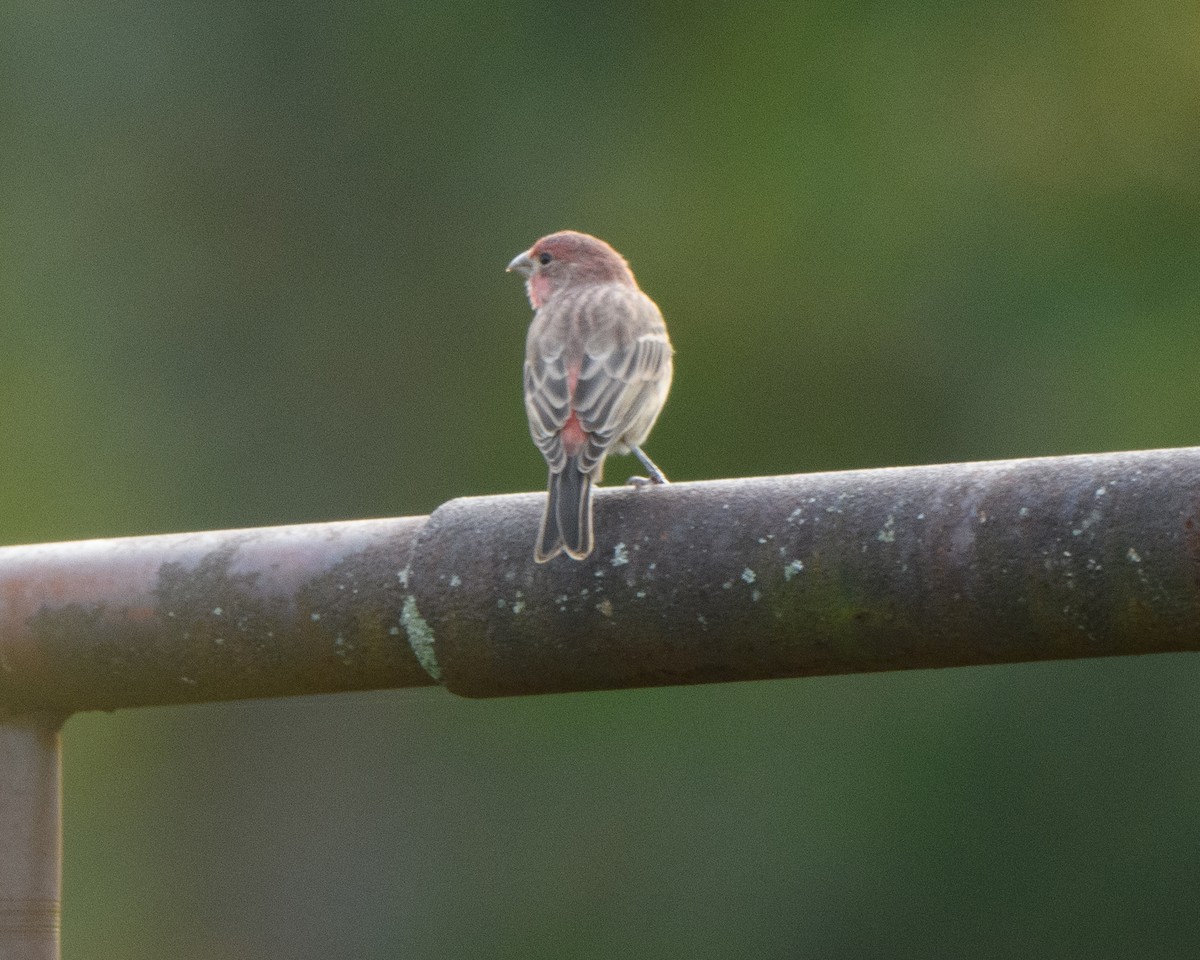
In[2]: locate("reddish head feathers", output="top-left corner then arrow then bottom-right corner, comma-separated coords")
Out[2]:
510,230 -> 637,308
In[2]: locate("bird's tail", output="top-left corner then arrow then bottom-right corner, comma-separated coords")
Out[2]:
535,459 -> 594,563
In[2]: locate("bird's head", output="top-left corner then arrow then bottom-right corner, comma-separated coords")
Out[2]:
507,231 -> 636,308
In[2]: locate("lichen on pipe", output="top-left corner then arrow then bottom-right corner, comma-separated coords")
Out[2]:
410,447 -> 1200,697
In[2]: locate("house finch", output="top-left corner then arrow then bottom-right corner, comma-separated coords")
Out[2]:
508,231 -> 673,563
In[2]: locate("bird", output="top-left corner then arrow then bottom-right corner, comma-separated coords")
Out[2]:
508,230 -> 673,563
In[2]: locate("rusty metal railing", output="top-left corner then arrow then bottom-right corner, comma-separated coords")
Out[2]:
4,445 -> 1200,957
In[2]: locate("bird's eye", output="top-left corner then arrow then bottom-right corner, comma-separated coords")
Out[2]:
537,251 -> 553,265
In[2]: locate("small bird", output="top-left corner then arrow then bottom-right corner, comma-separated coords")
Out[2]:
508,231 -> 673,562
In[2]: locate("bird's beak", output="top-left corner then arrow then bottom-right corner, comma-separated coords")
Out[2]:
506,250 -> 534,277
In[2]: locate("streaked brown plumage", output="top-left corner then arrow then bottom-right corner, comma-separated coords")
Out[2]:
507,231 -> 673,562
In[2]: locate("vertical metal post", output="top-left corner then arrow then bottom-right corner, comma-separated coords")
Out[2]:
0,712 -> 62,960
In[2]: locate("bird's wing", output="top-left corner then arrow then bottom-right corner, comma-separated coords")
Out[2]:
572,289 -> 673,473
525,285 -> 672,474
524,329 -> 572,472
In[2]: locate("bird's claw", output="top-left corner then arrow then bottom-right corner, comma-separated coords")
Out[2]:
627,475 -> 669,488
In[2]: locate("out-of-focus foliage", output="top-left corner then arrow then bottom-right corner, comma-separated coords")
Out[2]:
3,0 -> 1199,956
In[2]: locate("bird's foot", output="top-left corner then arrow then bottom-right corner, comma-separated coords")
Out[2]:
626,474 -> 669,488
629,446 -> 669,485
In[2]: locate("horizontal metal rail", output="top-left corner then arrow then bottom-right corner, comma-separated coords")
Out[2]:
4,445 -> 1200,958
0,446 -> 1197,709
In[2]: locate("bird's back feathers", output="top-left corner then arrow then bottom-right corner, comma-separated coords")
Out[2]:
524,283 -> 672,477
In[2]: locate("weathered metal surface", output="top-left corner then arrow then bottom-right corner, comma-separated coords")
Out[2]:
2,453 -> 1195,960
0,712 -> 62,960
0,518 -> 432,712
412,447 -> 1200,697
1,448 -> 1199,710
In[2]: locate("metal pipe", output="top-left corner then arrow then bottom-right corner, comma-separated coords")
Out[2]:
3,448 -> 1196,956
412,446 -> 1200,696
0,447 -> 1198,710
0,518 -> 434,713
0,712 -> 62,960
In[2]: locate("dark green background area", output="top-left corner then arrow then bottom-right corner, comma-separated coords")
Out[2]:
4,1 -> 1199,956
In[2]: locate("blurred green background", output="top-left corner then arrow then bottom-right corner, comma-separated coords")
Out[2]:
4,0 -> 1200,956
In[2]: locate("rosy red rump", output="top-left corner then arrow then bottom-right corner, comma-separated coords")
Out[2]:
560,411 -> 586,456
560,362 -> 585,454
